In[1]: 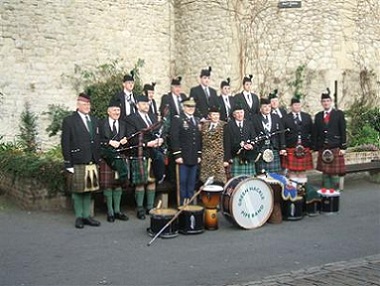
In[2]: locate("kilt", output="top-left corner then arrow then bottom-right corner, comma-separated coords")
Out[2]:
231,157 -> 256,177
99,159 -> 128,189
130,158 -> 155,185
282,147 -> 313,171
71,164 -> 99,193
256,150 -> 282,174
316,148 -> 346,175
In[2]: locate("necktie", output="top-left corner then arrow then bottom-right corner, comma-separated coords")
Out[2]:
209,123 -> 215,131
86,115 -> 94,139
112,120 -> 117,136
177,96 -> 182,114
294,113 -> 301,125
205,88 -> 210,98
247,93 -> 252,107
273,109 -> 277,115
145,114 -> 152,127
189,116 -> 195,126
324,111 -> 330,124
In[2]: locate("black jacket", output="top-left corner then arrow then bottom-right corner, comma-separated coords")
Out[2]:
283,111 -> 313,148
125,112 -> 159,158
313,109 -> 347,150
114,90 -> 137,122
234,92 -> 260,121
189,85 -> 219,119
61,111 -> 101,168
99,118 -> 128,147
252,113 -> 286,151
218,95 -> 235,122
159,92 -> 187,120
170,114 -> 202,165
223,119 -> 257,162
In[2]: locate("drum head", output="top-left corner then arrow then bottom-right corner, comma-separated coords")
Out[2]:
203,185 -> 224,192
178,205 -> 204,212
230,178 -> 274,229
150,208 -> 177,216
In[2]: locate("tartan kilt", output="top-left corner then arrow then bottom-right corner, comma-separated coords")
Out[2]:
316,148 -> 346,175
231,157 -> 256,177
256,150 -> 282,174
130,158 -> 155,185
99,159 -> 128,189
282,147 -> 314,171
71,164 -> 99,193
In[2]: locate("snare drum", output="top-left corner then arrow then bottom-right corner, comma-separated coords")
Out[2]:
201,185 -> 223,208
178,205 -> 204,234
147,208 -> 179,239
221,176 -> 274,229
282,196 -> 304,221
318,189 -> 340,213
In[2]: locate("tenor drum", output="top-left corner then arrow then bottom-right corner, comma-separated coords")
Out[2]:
282,196 -> 304,221
204,208 -> 218,230
178,205 -> 204,234
318,189 -> 340,213
201,185 -> 223,208
221,176 -> 274,229
147,208 -> 179,239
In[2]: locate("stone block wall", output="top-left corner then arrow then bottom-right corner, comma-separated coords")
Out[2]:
0,0 -> 379,149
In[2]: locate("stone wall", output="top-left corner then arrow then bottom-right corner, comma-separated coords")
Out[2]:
0,0 -> 379,148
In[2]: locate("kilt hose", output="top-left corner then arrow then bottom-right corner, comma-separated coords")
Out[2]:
316,148 -> 346,175
282,147 -> 314,171
231,157 -> 256,177
99,159 -> 128,190
256,150 -> 282,174
70,164 -> 99,193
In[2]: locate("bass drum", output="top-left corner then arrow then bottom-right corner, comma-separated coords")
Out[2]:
221,175 -> 274,229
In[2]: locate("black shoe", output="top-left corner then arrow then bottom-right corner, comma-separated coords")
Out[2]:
115,212 -> 129,221
83,217 -> 101,227
75,218 -> 84,229
137,208 -> 146,220
146,208 -> 152,215
107,214 -> 115,223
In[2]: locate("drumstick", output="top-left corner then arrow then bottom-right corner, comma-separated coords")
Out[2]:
176,164 -> 180,207
147,176 -> 214,247
157,200 -> 162,209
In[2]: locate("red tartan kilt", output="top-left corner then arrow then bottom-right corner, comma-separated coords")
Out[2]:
316,148 -> 346,175
282,147 -> 314,171
99,159 -> 123,189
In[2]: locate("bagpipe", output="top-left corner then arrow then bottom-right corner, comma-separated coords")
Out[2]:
236,129 -> 290,163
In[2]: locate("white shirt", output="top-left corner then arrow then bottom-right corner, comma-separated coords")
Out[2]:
77,111 -> 90,131
108,117 -> 119,134
172,93 -> 181,114
262,114 -> 272,132
124,90 -> 135,116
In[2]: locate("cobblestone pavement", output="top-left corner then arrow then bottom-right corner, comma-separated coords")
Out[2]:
227,254 -> 380,286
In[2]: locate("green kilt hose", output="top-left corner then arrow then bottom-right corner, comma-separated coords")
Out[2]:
231,157 -> 256,177
71,164 -> 100,193
282,147 -> 313,171
316,148 -> 346,175
256,150 -> 282,174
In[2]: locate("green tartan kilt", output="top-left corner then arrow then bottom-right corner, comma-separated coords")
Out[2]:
231,157 -> 256,177
256,150 -> 282,174
130,158 -> 150,185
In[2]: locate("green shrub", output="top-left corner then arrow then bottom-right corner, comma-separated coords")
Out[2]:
19,102 -> 39,152
43,105 -> 71,137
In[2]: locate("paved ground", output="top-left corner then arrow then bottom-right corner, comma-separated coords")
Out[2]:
0,175 -> 379,286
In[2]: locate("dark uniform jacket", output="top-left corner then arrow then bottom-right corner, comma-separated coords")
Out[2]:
61,111 -> 101,168
115,90 -> 137,122
218,95 -> 235,122
189,85 -> 219,119
125,112 -> 158,158
223,119 -> 257,162
283,111 -> 313,148
234,92 -> 260,121
170,114 -> 202,165
313,109 -> 347,150
159,92 -> 187,120
148,99 -> 158,116
252,113 -> 286,151
271,107 -> 287,120
99,118 -> 128,149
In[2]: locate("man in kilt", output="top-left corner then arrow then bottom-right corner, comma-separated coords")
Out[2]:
61,93 -> 101,229
252,98 -> 287,175
313,90 -> 347,190
126,95 -> 164,219
223,102 -> 257,177
99,98 -> 129,222
282,97 -> 314,180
